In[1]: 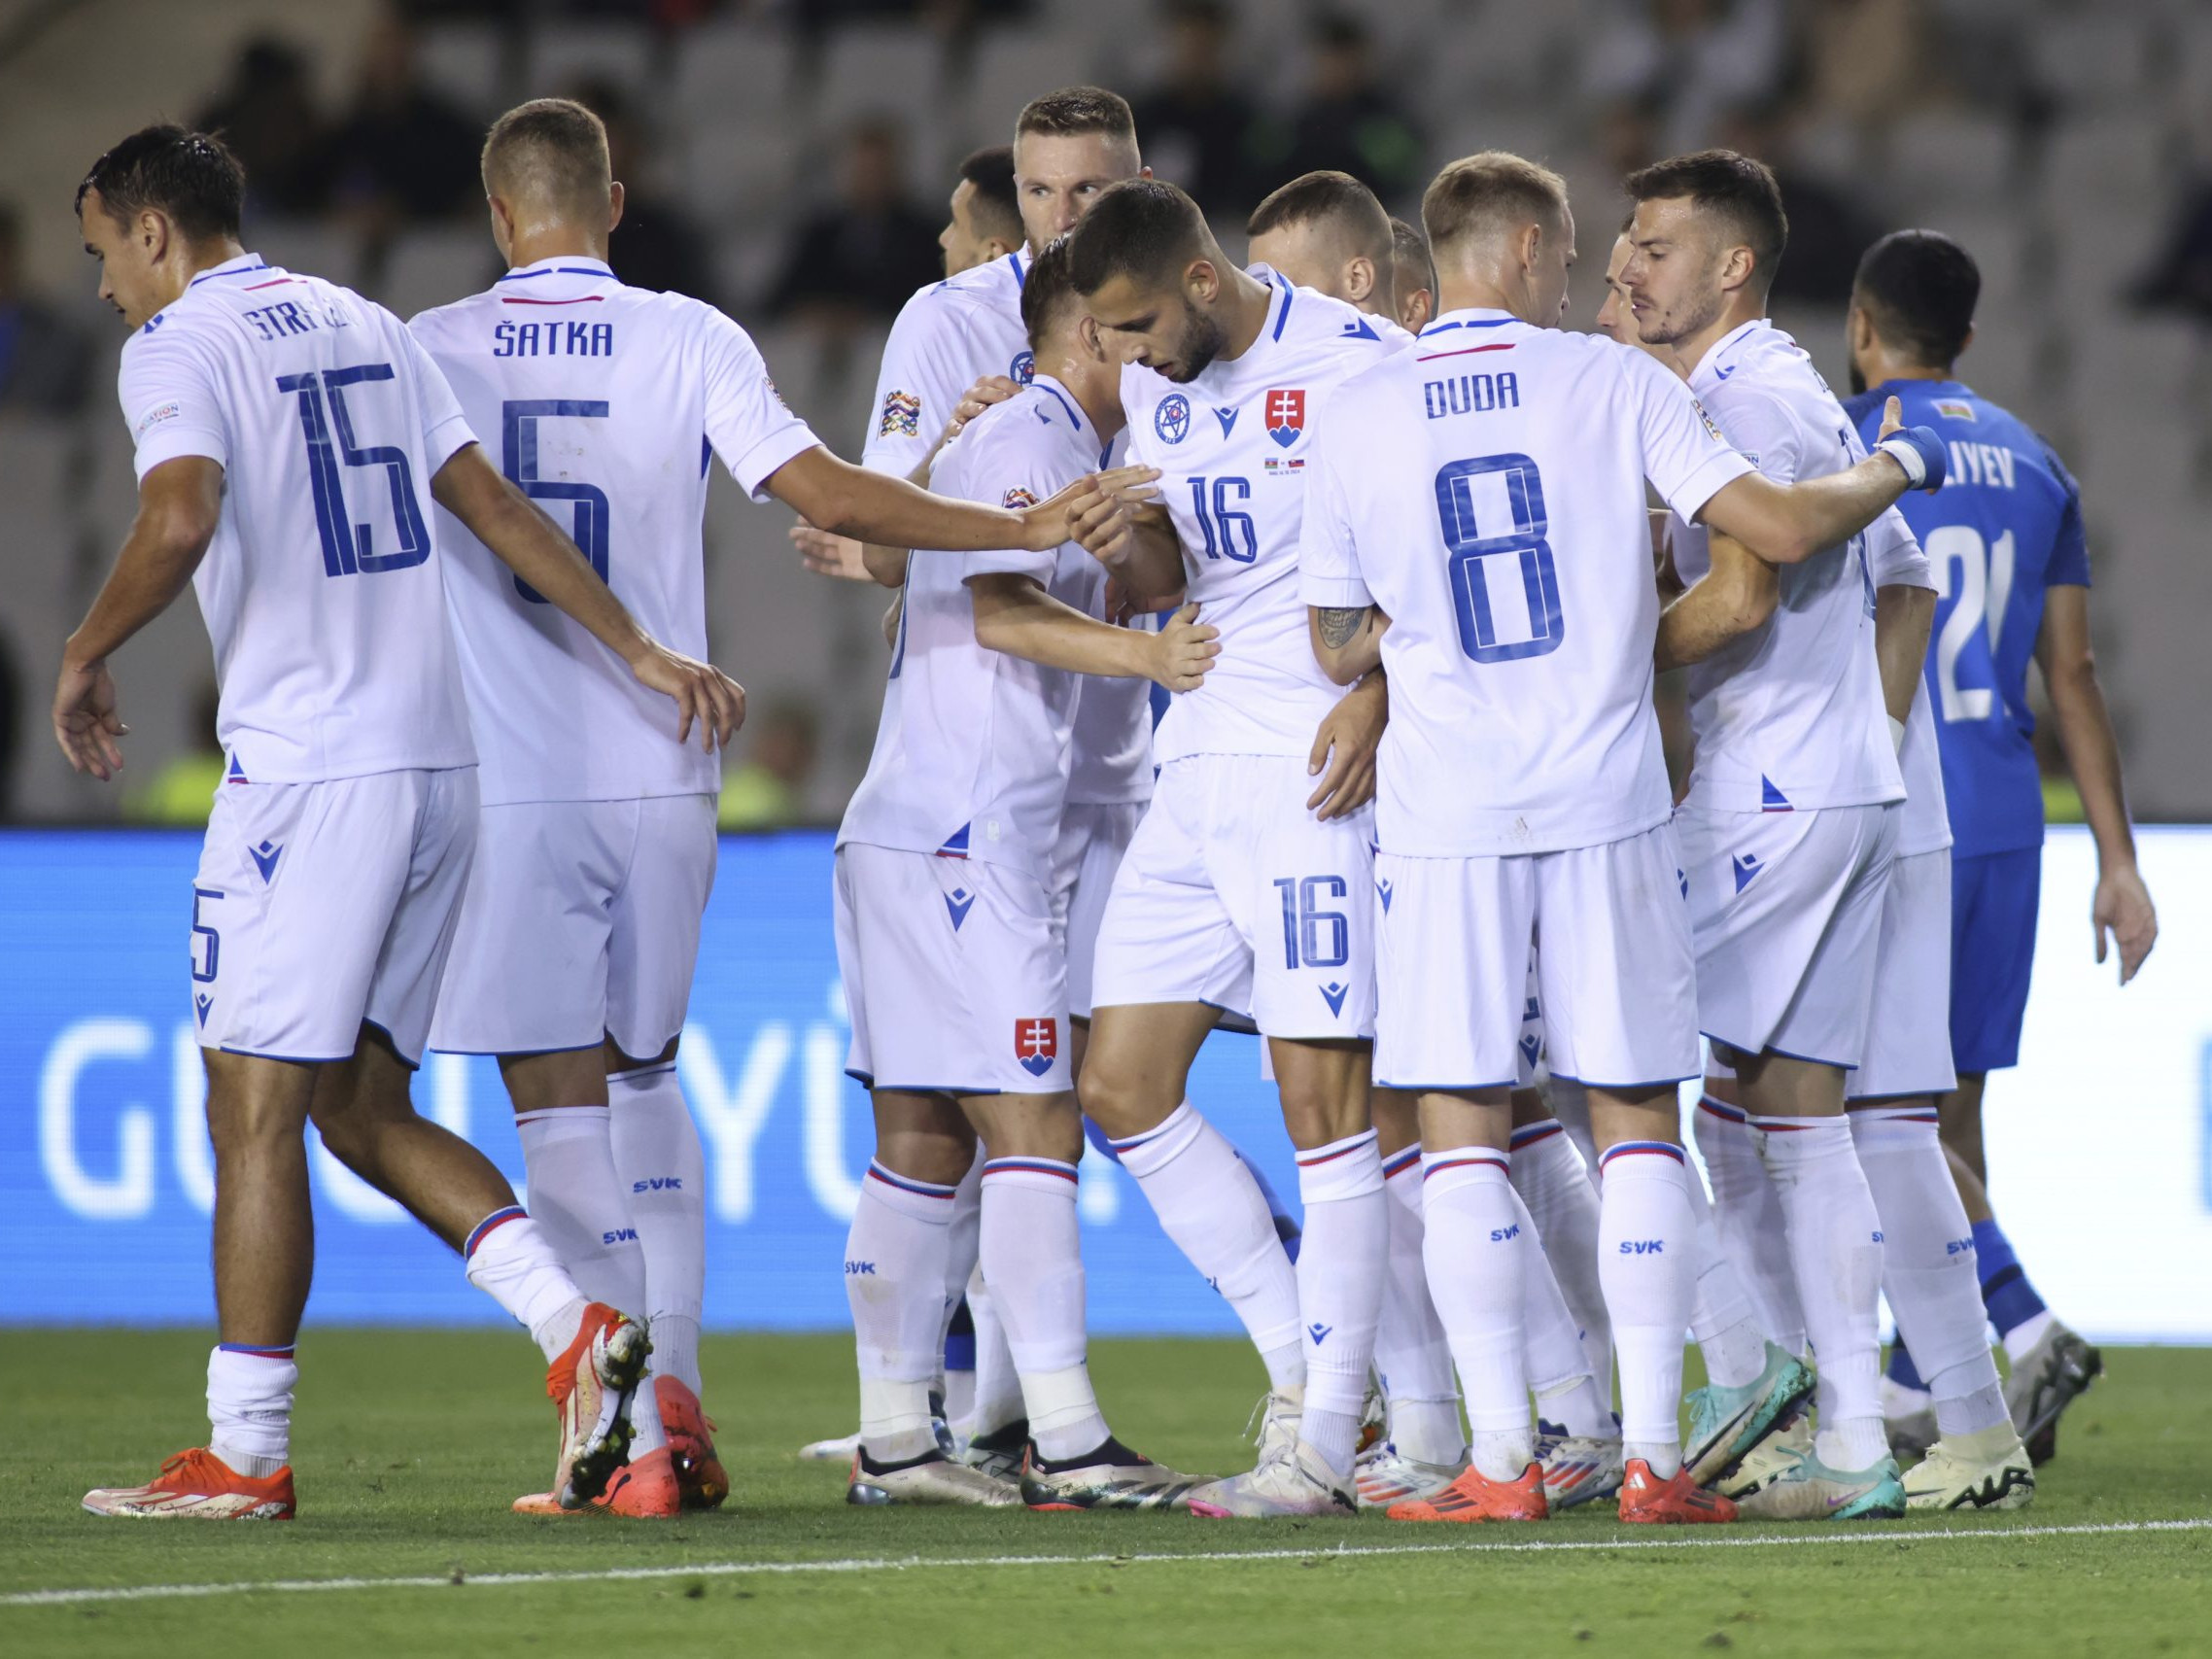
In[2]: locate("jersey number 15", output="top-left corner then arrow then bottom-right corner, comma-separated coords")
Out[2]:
276,363 -> 431,575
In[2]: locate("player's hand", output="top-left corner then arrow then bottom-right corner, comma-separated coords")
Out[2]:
1147,603 -> 1219,693
628,642 -> 745,752
1307,673 -> 1386,820
52,657 -> 126,781
789,521 -> 872,582
2092,861 -> 2158,984
1874,395 -> 1948,493
941,375 -> 1021,446
1025,466 -> 1159,553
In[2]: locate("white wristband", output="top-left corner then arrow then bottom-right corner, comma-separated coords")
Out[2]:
1888,714 -> 1907,753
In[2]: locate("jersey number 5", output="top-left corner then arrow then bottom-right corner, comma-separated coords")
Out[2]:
276,363 -> 430,576
502,399 -> 612,604
1435,453 -> 1564,663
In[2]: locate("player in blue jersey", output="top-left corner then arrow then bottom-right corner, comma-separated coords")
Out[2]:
1844,229 -> 2159,1463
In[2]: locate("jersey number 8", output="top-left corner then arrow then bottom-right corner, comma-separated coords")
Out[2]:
1435,453 -> 1564,663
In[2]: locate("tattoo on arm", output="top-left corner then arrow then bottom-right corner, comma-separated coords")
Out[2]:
1318,606 -> 1370,650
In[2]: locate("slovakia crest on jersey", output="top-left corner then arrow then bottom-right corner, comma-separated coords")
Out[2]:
1016,1018 -> 1057,1077
1155,392 -> 1192,444
1265,388 -> 1305,448
1012,349 -> 1035,385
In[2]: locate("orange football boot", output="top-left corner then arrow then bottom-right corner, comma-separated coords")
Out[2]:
545,1302 -> 652,1507
513,1447 -> 682,1517
655,1376 -> 730,1509
1386,1460 -> 1549,1523
83,1448 -> 296,1520
1616,1458 -> 1739,1524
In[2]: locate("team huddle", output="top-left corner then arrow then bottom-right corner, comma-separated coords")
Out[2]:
56,82 -> 2154,1528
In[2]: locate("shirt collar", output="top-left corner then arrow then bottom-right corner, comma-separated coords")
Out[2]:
1418,306 -> 1522,338
188,253 -> 273,288
1690,317 -> 1770,386
1027,371 -> 1091,438
499,256 -> 617,283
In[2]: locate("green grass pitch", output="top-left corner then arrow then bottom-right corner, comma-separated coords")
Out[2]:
5,1331 -> 2210,1657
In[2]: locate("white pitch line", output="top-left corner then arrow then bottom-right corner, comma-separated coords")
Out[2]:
6,1516 -> 2207,1609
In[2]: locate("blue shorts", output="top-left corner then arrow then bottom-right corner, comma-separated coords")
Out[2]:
1950,846 -> 2040,1073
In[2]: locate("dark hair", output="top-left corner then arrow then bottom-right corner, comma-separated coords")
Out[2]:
1422,151 -> 1569,256
1389,215 -> 1435,296
1852,229 -> 1979,370
1247,170 -> 1394,268
482,98 -> 610,212
1065,178 -> 1208,296
1021,234 -> 1083,349
1016,85 -> 1137,144
76,124 -> 245,241
1623,148 -> 1788,292
958,145 -> 1022,245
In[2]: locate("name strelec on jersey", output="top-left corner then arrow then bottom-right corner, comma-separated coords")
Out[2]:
239,291 -> 354,344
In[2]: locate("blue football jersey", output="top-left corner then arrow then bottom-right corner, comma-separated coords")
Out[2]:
1847,379 -> 2089,857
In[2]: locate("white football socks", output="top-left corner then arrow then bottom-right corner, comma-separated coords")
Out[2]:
1751,1114 -> 1889,1470
1848,1106 -> 2010,1437
1510,1117 -> 1612,1390
943,1151 -> 985,1424
1681,1160 -> 1773,1391
846,1160 -> 957,1463
980,1157 -> 1111,1463
513,1106 -> 665,1455
967,1274 -> 1023,1437
608,1064 -> 708,1398
1695,1095 -> 1807,1356
1522,1233 -> 1612,1441
208,1343 -> 295,1478
1114,1102 -> 1305,1392
1595,1142 -> 1698,1479
463,1207 -> 588,1362
1293,1129 -> 1386,1477
1376,1145 -> 1466,1466
1420,1150 -> 1532,1480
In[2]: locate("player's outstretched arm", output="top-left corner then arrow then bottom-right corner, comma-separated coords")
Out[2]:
763,446 -> 1157,555
54,456 -> 224,780
969,576 -> 1218,691
1701,397 -> 1948,565
2038,584 -> 2158,982
1309,604 -> 1388,685
1066,490 -> 1188,608
1654,532 -> 1779,671
432,443 -> 743,751
1873,583 -> 1936,743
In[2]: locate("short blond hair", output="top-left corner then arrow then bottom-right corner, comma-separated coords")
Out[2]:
1422,151 -> 1570,259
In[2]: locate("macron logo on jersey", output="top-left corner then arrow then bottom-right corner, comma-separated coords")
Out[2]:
1215,406 -> 1239,437
1732,852 -> 1765,893
1016,1018 -> 1057,1077
1265,389 -> 1305,447
945,885 -> 975,931
250,840 -> 283,883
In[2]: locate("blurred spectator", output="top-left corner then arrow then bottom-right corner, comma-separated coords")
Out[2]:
1799,0 -> 1941,140
0,206 -> 92,415
325,8 -> 483,239
1714,104 -> 1884,306
570,79 -> 719,304
1129,0 -> 1262,219
192,37 -> 332,219
122,682 -> 225,827
2130,178 -> 2212,323
765,120 -> 943,332
1257,15 -> 1425,208
719,700 -> 821,829
1583,0 -> 1787,156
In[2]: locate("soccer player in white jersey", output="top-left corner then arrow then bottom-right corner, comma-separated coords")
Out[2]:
1246,169 -> 1624,1513
1389,217 -> 1437,335
836,236 -> 1218,1508
1300,151 -> 1942,1525
1623,150 -> 1950,1520
60,124 -> 740,1520
1056,178 -> 1415,1519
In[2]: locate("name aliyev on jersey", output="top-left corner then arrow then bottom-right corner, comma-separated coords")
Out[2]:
837,375 -> 1123,881
410,257 -> 821,805
1845,379 -> 2091,858
865,247 -> 1152,810
1299,308 -> 1754,855
1120,266 -> 1403,765
120,254 -> 479,782
1668,320 -> 1905,814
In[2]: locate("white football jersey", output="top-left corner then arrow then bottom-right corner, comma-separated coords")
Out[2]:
865,251 -> 1149,808
116,253 -> 477,782
1670,320 -> 1906,813
1866,506 -> 1950,856
409,258 -> 820,805
838,375 -> 1120,881
1300,308 -> 1754,856
1121,268 -> 1405,765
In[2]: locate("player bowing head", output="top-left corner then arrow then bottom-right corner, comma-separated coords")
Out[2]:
1421,150 -> 1576,329
1014,86 -> 1148,249
1246,170 -> 1396,315
1388,215 -> 1436,334
1617,149 -> 1784,355
1064,177 -> 1240,382
941,145 -> 1023,278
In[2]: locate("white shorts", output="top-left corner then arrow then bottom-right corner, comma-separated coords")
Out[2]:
1374,823 -> 1699,1091
429,794 -> 717,1060
1052,799 -> 1145,1020
1679,801 -> 1901,1071
190,768 -> 477,1066
1090,755 -> 1375,1041
835,842 -> 1071,1095
1848,847 -> 1958,1101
